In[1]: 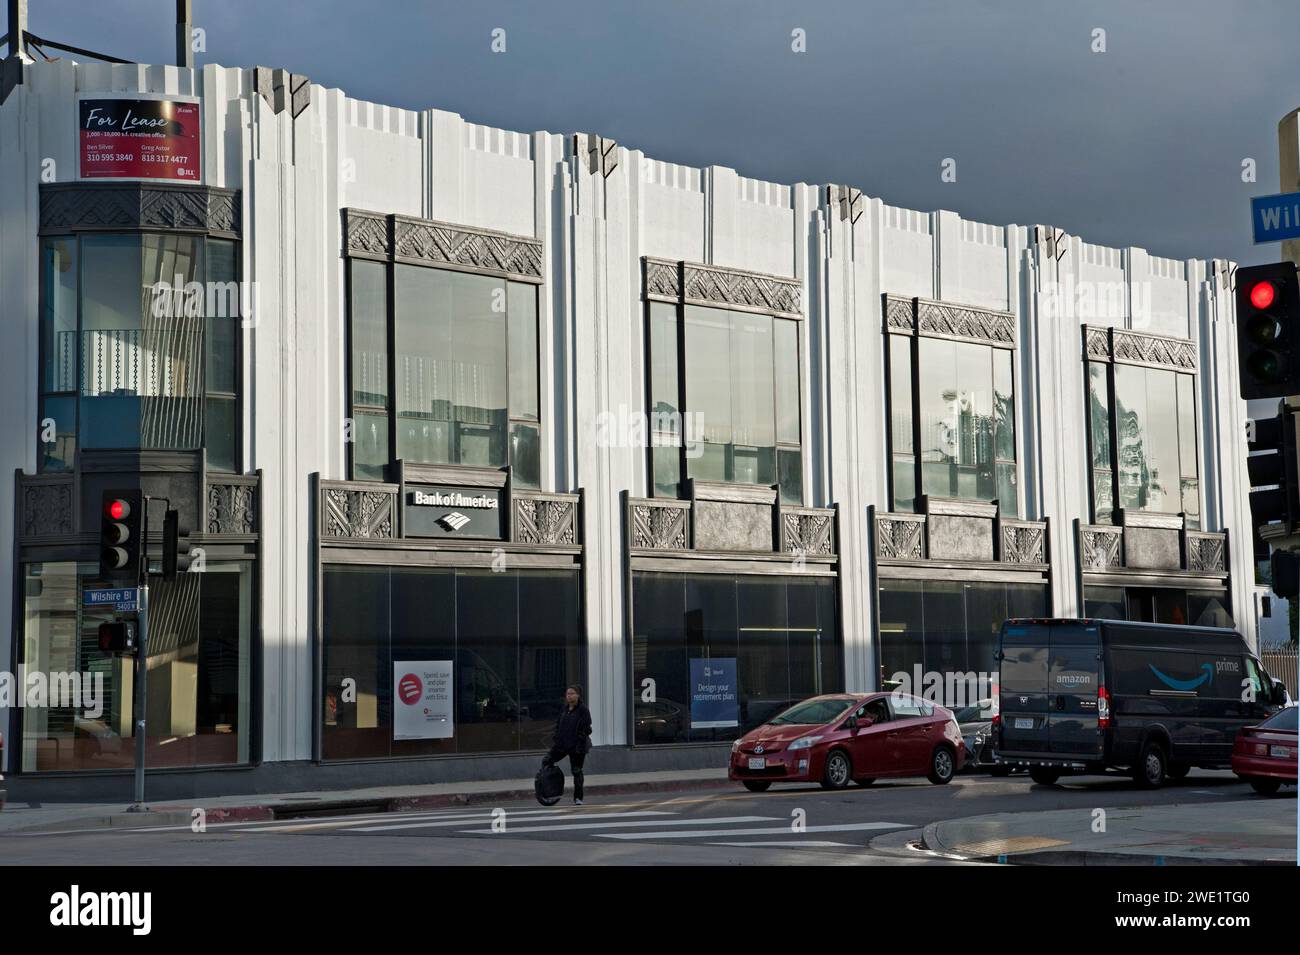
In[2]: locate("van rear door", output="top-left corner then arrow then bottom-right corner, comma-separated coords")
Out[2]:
1046,623 -> 1103,757
999,622 -> 1051,752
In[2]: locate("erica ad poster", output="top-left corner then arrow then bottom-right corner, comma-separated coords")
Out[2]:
78,96 -> 201,181
393,661 -> 454,740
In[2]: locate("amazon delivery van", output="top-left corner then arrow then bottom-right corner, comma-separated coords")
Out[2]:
995,618 -> 1288,788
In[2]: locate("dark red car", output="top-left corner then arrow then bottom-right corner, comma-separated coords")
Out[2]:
729,692 -> 965,791
1231,705 -> 1298,795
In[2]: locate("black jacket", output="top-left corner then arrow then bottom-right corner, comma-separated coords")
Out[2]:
553,702 -> 593,753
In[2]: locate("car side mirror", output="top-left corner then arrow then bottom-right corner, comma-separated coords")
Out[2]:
1271,678 -> 1289,707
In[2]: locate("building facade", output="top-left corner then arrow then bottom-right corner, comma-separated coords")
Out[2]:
0,60 -> 1258,793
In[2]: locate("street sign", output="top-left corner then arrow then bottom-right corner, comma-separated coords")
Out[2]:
1252,191 -> 1300,244
83,587 -> 139,612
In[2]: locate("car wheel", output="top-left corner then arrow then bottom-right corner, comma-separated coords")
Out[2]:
927,746 -> 956,785
1132,740 -> 1167,789
820,749 -> 852,790
989,765 -> 1012,777
1029,766 -> 1061,785
853,777 -> 876,787
1166,763 -> 1191,781
742,780 -> 771,793
1249,777 -> 1282,796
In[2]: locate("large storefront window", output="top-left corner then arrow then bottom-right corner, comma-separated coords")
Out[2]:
888,334 -> 1017,516
38,234 -> 241,472
1083,585 -> 1230,627
1087,360 -> 1199,526
631,572 -> 841,744
321,566 -> 582,759
20,561 -> 252,772
647,303 -> 802,504
877,579 -> 1047,705
347,260 -> 541,485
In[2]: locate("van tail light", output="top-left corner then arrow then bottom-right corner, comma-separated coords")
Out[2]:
1097,686 -> 1111,728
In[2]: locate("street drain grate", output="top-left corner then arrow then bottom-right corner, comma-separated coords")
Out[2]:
951,836 -> 1070,856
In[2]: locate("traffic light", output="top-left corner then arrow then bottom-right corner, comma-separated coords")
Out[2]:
97,619 -> 138,655
1236,261 -> 1300,400
99,490 -> 143,582
161,508 -> 191,578
1271,550 -> 1299,600
1247,409 -> 1299,535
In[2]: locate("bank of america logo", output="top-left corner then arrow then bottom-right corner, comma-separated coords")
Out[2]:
439,512 -> 472,532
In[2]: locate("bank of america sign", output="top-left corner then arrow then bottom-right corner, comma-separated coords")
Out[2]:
438,512 -> 472,532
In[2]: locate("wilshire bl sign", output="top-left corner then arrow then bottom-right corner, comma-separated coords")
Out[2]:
403,484 -> 503,539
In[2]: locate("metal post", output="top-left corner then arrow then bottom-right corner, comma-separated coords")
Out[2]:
6,0 -> 27,59
176,0 -> 193,69
129,496 -> 150,810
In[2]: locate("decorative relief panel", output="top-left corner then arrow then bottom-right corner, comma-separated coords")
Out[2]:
885,295 -> 916,332
682,263 -> 801,317
323,486 -> 396,540
643,259 -> 681,300
23,481 -> 74,537
1084,325 -> 1111,361
1186,533 -> 1227,573
1081,526 -> 1123,570
344,210 -> 542,281
1111,330 -> 1197,371
40,184 -> 241,237
207,483 -> 258,535
781,510 -> 835,556
916,298 -> 1016,346
630,500 -> 690,551
876,515 -> 926,560
513,495 -> 577,545
1000,521 -> 1046,564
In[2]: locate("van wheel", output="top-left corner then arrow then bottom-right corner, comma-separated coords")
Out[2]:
742,780 -> 771,793
853,778 -> 876,787
820,750 -> 852,790
1029,766 -> 1061,785
1166,763 -> 1191,781
1249,777 -> 1282,796
927,746 -> 956,785
1132,741 -> 1167,789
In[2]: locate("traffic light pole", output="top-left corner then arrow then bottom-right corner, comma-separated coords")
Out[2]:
128,497 -> 151,812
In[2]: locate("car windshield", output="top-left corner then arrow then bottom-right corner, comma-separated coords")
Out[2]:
1260,706 -> 1298,732
953,700 -> 995,722
769,699 -> 854,726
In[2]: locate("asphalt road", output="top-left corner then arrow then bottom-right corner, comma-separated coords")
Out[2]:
0,768 -> 1282,866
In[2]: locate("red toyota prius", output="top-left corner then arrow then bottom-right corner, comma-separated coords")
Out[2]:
728,692 -> 965,791
1231,705 -> 1298,795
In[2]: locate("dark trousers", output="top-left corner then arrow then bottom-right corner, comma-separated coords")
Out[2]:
545,746 -> 586,799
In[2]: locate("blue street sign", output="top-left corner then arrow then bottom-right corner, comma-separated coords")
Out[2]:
83,587 -> 139,612
1251,191 -> 1300,244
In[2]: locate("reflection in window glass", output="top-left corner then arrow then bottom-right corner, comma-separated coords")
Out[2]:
350,260 -> 388,408
888,335 -> 916,511
1113,364 -> 1191,515
507,283 -> 539,421
1177,374 -> 1200,528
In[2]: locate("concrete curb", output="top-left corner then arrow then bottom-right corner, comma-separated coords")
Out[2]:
7,775 -> 734,834
920,819 -> 1293,867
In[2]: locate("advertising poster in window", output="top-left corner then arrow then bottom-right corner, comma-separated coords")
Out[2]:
393,661 -> 454,740
78,96 -> 202,182
689,657 -> 738,729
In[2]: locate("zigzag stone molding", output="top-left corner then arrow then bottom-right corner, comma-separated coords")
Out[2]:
344,209 -> 542,282
40,183 -> 241,237
1083,324 -> 1197,372
885,295 -> 1016,346
645,257 -> 801,318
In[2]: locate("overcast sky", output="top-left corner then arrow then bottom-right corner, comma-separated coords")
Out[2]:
20,0 -> 1298,266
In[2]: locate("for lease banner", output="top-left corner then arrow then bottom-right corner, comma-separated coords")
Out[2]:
79,97 -> 201,182
393,661 -> 454,740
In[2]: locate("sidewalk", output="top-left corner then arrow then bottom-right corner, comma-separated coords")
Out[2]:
0,768 -> 731,835
922,798 -> 1297,865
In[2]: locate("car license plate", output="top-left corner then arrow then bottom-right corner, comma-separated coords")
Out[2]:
747,757 -> 766,770
1014,718 -> 1034,730
1269,745 -> 1293,759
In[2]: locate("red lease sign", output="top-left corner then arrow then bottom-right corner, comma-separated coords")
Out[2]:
79,98 -> 201,182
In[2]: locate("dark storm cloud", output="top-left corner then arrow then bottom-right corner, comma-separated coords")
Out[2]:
21,0 -> 1296,264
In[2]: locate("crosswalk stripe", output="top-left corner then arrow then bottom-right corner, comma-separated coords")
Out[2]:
456,815 -> 777,835
236,807 -> 585,834
349,810 -> 675,833
706,841 -> 858,848
595,822 -> 910,840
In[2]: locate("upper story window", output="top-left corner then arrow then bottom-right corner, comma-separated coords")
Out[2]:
1085,333 -> 1200,527
885,297 -> 1018,516
39,233 -> 240,472
347,260 -> 540,485
647,302 -> 802,504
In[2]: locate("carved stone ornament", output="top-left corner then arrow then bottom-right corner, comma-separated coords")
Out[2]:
631,501 -> 689,550
323,487 -> 396,539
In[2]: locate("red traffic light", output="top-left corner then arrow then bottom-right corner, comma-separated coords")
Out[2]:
107,498 -> 130,520
1250,281 -> 1276,310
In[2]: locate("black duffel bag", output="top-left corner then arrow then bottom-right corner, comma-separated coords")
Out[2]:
534,761 -> 565,806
